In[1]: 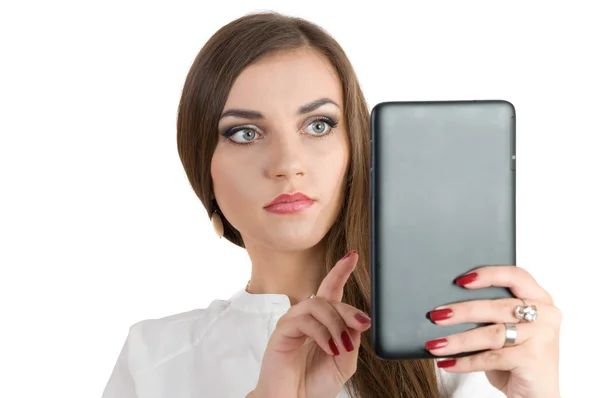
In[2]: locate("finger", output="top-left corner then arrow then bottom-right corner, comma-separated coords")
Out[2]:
435,346 -> 521,373
328,300 -> 372,331
289,299 -> 371,332
286,297 -> 370,351
425,322 -> 539,357
317,250 -> 358,301
428,298 -> 560,326
455,265 -> 553,303
342,328 -> 362,375
285,297 -> 350,352
274,313 -> 340,356
325,301 -> 371,356
348,328 -> 362,347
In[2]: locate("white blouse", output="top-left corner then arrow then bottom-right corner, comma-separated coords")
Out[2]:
102,288 -> 505,397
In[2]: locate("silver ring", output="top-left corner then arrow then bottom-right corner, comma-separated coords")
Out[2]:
514,299 -> 538,322
307,294 -> 316,299
504,323 -> 518,347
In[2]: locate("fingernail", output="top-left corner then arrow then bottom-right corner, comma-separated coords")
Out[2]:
342,250 -> 358,260
328,338 -> 340,356
355,313 -> 371,324
425,338 -> 448,350
437,359 -> 457,368
341,330 -> 354,352
428,308 -> 453,322
456,272 -> 478,286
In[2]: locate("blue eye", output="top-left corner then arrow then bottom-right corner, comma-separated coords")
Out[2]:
221,116 -> 339,146
307,120 -> 327,135
223,127 -> 261,144
305,117 -> 339,136
232,129 -> 257,142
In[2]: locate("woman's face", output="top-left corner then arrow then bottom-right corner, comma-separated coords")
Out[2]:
212,48 -> 349,251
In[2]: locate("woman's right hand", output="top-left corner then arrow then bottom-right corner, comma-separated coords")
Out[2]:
249,251 -> 372,398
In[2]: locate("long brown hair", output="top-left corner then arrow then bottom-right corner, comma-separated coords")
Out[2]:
176,11 -> 439,398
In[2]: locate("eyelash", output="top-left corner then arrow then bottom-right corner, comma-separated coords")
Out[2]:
222,116 -> 339,146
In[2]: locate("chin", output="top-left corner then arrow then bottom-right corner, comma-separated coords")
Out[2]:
249,223 -> 331,252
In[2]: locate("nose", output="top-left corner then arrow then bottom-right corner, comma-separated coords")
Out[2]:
266,132 -> 306,180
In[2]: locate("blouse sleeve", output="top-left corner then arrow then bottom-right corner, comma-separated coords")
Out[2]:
101,329 -> 137,398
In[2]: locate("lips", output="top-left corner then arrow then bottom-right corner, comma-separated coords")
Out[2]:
264,192 -> 315,214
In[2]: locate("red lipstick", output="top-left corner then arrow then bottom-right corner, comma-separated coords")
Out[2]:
264,192 -> 315,214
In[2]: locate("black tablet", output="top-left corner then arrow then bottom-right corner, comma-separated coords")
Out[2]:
370,100 -> 517,359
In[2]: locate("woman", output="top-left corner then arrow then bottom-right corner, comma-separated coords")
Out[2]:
102,11 -> 561,398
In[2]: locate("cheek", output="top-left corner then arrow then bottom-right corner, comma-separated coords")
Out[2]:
210,149 -> 258,210
304,139 -> 349,210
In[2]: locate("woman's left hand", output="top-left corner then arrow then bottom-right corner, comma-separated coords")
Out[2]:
425,266 -> 562,398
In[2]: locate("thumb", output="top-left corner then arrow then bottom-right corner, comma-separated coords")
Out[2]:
317,251 -> 358,302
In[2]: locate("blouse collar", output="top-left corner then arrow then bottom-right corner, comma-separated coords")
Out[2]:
229,288 -> 292,314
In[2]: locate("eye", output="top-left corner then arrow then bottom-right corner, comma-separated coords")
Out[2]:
225,127 -> 262,144
304,117 -> 338,136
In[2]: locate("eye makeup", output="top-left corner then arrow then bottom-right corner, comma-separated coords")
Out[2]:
220,115 -> 340,146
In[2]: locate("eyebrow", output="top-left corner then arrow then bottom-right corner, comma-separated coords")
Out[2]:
219,98 -> 340,121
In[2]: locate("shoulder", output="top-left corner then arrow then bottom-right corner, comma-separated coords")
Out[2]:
124,297 -> 233,376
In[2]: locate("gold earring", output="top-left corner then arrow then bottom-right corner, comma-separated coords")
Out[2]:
211,211 -> 224,238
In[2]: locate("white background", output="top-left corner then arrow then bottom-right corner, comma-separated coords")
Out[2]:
1,1 -> 598,397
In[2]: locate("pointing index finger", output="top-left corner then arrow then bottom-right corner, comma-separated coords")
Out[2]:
317,250 -> 358,302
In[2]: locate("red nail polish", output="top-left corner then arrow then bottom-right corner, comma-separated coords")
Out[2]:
341,330 -> 354,352
425,338 -> 448,350
456,272 -> 478,286
355,313 -> 371,324
328,338 -> 340,356
437,359 -> 457,368
342,250 -> 358,260
428,308 -> 453,322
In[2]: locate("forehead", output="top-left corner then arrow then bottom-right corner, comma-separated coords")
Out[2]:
224,48 -> 344,114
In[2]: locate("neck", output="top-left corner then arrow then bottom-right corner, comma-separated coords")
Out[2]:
244,240 -> 327,305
